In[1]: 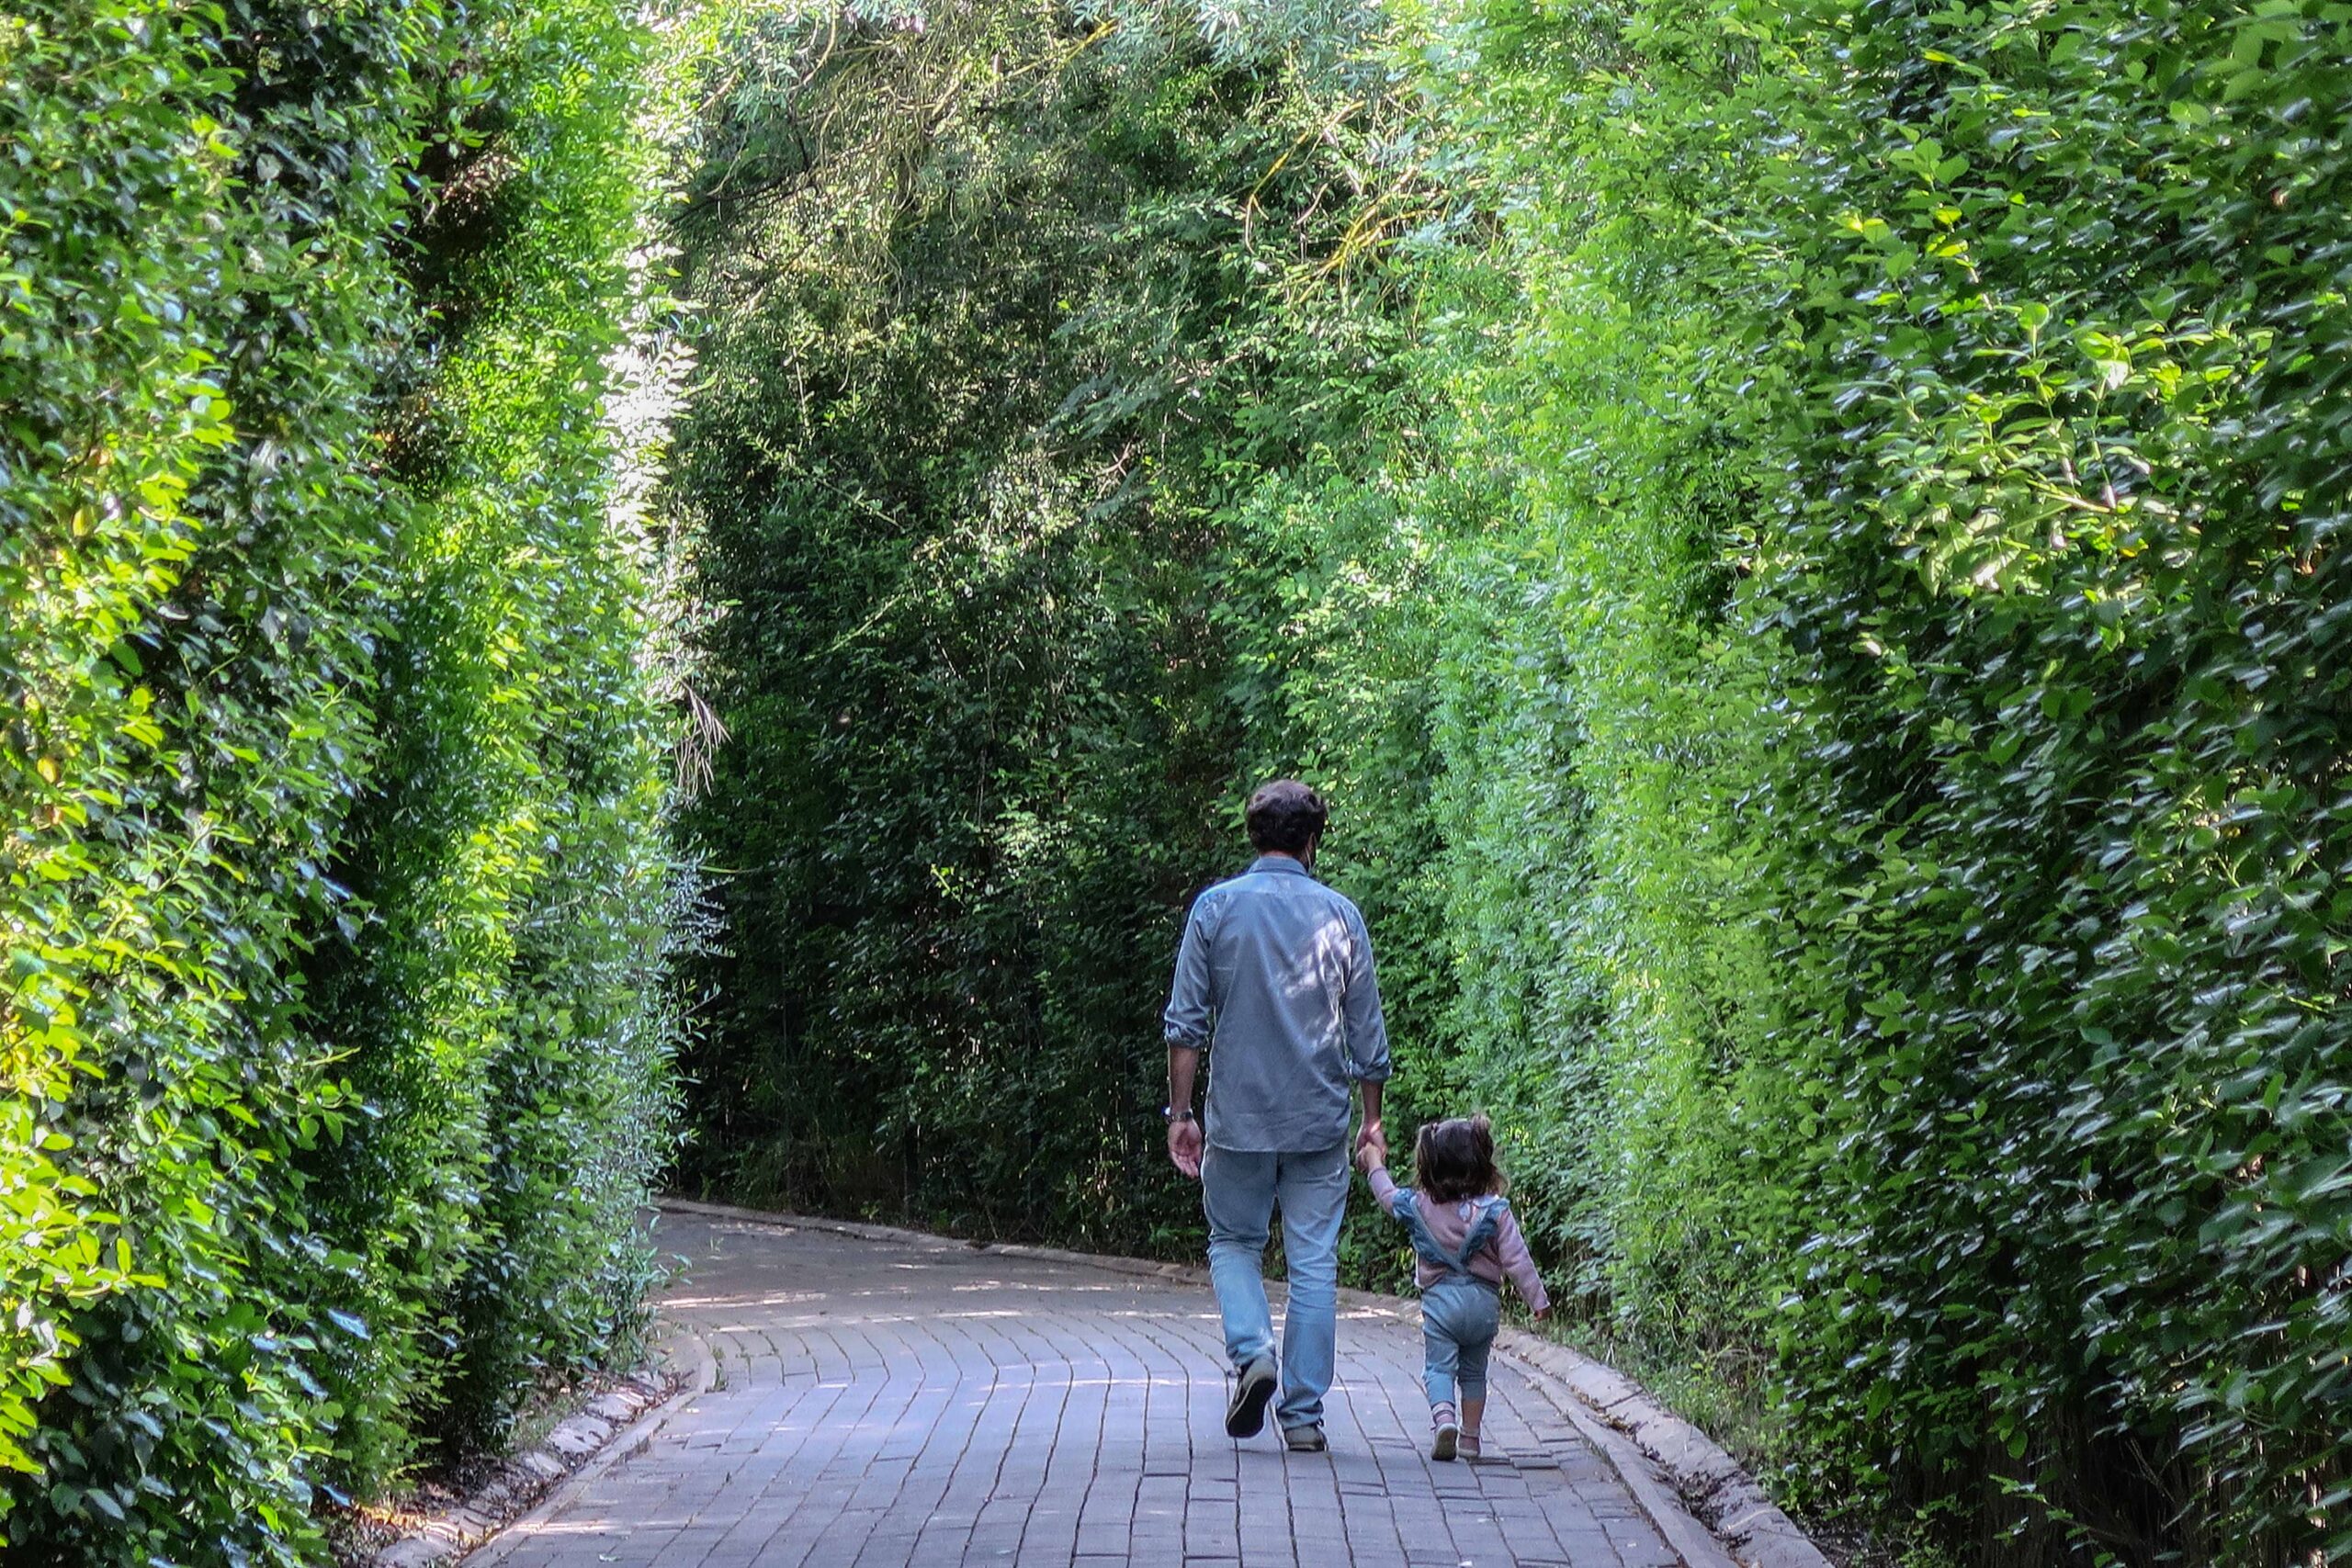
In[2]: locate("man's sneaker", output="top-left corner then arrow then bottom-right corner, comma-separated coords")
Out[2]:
1457,1434 -> 1484,1462
1225,1357 -> 1278,1439
1430,1417 -> 1460,1461
1282,1424 -> 1328,1453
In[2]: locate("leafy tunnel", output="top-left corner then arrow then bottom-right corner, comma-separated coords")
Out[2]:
5,0 -> 2346,1562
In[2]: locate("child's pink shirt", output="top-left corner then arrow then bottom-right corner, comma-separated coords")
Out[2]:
1366,1167 -> 1550,1314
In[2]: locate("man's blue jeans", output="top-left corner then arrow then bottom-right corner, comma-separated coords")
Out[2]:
1201,1142 -> 1350,1433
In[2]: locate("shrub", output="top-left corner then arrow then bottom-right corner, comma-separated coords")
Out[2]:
1339,0 -> 2352,1551
663,0 -> 1430,1251
0,0 -> 685,1557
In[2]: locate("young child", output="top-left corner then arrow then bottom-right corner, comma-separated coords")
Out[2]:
1358,1116 -> 1549,1461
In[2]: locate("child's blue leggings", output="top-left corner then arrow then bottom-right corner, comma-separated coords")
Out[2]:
1420,1275 -> 1502,1411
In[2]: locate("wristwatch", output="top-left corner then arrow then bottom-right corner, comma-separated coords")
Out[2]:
1161,1105 -> 1197,1123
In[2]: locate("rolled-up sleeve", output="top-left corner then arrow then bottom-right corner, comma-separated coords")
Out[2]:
1341,907 -> 1390,1081
1162,895 -> 1218,1048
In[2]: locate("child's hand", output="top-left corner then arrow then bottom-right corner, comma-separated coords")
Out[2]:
1354,1135 -> 1385,1172
1532,1306 -> 1550,1322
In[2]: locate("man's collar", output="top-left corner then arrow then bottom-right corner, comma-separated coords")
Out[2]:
1248,854 -> 1312,876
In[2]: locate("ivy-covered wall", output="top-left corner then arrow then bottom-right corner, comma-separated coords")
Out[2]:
1,0 -> 684,1560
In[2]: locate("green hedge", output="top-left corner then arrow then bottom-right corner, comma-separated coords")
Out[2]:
663,0 -> 1434,1253
669,0 -> 2348,1558
1732,0 -> 2350,1550
0,0 -> 684,1559
1239,0 -> 2352,1553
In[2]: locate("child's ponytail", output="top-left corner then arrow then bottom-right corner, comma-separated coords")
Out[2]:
1414,1114 -> 1503,1203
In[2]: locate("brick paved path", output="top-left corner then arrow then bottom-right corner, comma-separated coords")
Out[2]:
475,1209 -> 1691,1568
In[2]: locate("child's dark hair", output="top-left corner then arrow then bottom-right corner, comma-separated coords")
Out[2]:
1414,1115 -> 1503,1203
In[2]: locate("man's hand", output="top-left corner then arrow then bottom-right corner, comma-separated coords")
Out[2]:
1354,1122 -> 1386,1172
1168,1117 -> 1204,1179
1166,1043 -> 1203,1179
1353,1079 -> 1385,1171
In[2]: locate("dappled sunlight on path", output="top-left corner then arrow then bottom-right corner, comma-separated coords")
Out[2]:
469,1210 -> 1694,1568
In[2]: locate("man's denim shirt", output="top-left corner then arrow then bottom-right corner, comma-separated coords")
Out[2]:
1162,855 -> 1392,1153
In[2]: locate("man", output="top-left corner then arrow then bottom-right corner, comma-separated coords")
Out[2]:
1162,780 -> 1390,1452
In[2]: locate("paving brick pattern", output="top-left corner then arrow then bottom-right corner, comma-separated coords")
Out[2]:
478,1211 -> 1686,1568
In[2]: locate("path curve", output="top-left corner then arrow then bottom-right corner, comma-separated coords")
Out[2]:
470,1207 -> 1713,1568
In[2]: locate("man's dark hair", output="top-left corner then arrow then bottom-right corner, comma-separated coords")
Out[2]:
1245,779 -> 1329,855
1414,1115 -> 1503,1204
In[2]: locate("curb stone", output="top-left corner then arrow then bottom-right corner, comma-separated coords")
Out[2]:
362,1326 -> 708,1568
1500,1333 -> 1830,1568
452,1324 -> 716,1567
1499,1334 -> 1833,1568
643,1196 -> 1831,1568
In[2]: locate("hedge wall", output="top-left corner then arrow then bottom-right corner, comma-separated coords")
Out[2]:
667,0 -> 2350,1559
0,0 -> 684,1560
1234,0 -> 2352,1554
662,0 -> 1430,1256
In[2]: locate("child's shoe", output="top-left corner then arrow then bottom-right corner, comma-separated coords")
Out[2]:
1430,1405 -> 1460,1461
1458,1434 -> 1482,1462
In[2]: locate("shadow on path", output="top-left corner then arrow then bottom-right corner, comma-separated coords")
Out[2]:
469,1209 -> 1691,1568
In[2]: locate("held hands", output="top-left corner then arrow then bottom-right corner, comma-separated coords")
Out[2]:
1167,1116 -> 1204,1180
1168,1111 -> 1381,1180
